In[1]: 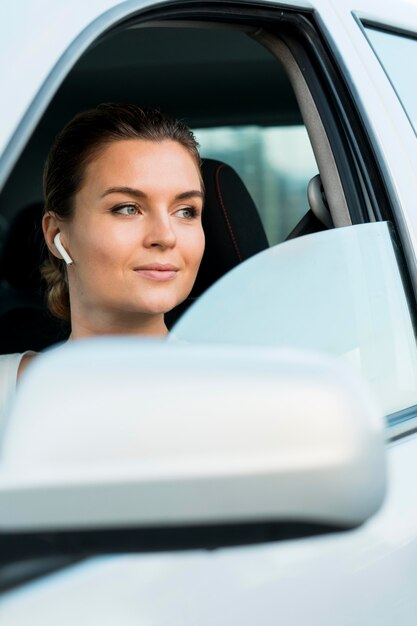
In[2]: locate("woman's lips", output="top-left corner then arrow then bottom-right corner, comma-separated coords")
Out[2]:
134,264 -> 178,282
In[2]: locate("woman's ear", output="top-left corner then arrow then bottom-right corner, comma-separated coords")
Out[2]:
42,212 -> 64,260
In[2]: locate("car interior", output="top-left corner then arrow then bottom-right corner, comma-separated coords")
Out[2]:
0,12 -> 365,354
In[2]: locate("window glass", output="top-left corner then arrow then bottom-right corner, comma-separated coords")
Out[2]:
365,27 -> 417,134
171,222 -> 417,416
194,125 -> 318,245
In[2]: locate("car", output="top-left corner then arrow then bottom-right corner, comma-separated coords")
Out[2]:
0,0 -> 417,623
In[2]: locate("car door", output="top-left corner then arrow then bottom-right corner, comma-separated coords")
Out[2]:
170,3 -> 417,623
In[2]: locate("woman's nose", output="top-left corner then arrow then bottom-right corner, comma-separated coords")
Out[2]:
143,213 -> 176,249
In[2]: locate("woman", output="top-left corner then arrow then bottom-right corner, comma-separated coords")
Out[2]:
0,103 -> 205,417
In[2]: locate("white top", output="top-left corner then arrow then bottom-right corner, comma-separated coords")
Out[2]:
0,352 -> 35,430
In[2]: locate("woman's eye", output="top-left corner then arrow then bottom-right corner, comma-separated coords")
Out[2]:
114,205 -> 139,216
175,207 -> 196,220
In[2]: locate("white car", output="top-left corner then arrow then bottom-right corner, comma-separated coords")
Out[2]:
1,0 -> 417,624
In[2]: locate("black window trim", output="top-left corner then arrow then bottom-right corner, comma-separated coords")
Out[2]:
358,15 -> 417,41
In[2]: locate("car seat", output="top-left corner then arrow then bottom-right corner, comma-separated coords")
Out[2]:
165,158 -> 269,327
0,202 -> 45,315
0,203 -> 69,353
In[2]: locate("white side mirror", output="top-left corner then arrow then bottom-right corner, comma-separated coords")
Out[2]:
0,338 -> 385,545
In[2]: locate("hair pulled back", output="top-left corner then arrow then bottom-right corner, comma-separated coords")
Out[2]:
42,103 -> 201,321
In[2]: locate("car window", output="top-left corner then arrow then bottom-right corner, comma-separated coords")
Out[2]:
364,26 -> 417,134
195,125 -> 318,245
171,221 -> 417,417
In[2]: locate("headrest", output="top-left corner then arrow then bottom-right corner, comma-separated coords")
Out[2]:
0,203 -> 46,293
192,158 -> 268,296
166,159 -> 269,326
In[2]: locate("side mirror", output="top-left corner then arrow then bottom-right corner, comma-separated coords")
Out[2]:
0,338 -> 386,559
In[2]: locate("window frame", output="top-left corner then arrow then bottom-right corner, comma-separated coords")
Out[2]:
360,20 -> 417,136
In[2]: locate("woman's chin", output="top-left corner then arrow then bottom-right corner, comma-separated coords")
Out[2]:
123,277 -> 195,317
133,295 -> 187,316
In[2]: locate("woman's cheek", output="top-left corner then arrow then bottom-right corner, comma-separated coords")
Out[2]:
193,228 -> 205,267
85,227 -> 127,263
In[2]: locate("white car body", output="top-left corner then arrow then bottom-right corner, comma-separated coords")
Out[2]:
1,0 -> 417,624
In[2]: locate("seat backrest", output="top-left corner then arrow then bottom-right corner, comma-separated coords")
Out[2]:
0,203 -> 46,315
0,203 -> 68,353
165,158 -> 269,326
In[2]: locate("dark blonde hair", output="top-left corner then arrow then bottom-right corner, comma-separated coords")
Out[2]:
42,103 -> 201,321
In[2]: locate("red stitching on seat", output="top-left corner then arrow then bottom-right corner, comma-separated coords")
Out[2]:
215,164 -> 243,262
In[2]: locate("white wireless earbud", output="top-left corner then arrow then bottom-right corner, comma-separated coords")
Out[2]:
54,232 -> 73,265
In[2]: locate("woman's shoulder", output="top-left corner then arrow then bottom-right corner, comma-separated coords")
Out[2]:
0,351 -> 37,426
0,352 -> 26,378
0,351 -> 37,400
17,352 -> 37,378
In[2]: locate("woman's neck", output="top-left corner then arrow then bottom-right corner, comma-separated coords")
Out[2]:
68,309 -> 168,340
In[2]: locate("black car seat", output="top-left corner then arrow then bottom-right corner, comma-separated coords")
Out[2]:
0,159 -> 269,350
165,158 -> 269,327
0,203 -> 69,353
0,202 -> 45,315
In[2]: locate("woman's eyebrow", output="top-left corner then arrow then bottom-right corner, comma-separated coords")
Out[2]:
100,186 -> 146,199
100,187 -> 203,201
175,190 -> 204,201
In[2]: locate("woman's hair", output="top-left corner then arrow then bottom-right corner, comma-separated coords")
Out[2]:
42,103 -> 201,321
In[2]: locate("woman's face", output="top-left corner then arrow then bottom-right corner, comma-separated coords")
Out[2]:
60,139 -> 205,328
